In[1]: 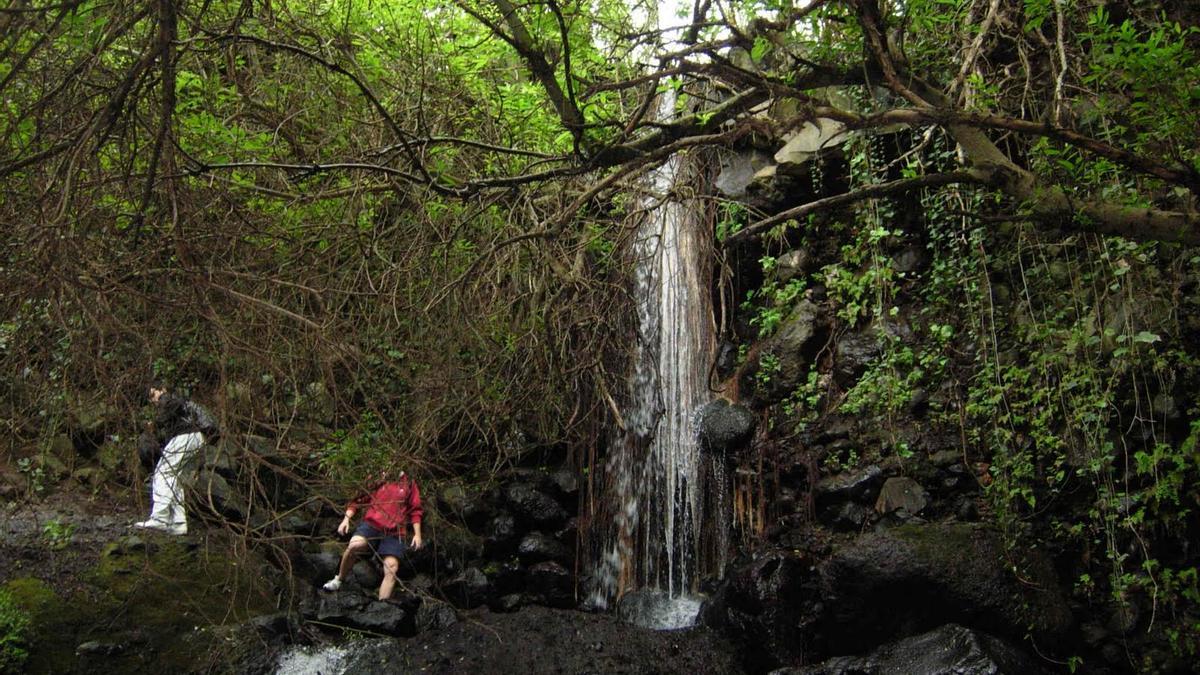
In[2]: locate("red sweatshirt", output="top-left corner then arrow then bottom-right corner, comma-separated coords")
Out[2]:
346,474 -> 423,533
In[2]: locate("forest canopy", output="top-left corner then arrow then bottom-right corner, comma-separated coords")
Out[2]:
2,0 -> 1198,467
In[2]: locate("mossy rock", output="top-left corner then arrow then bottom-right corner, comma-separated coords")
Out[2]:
7,534 -> 278,674
2,578 -> 75,674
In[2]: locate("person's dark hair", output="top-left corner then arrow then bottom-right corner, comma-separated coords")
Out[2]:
147,381 -> 171,401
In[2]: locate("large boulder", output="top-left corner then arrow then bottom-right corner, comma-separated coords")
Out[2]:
818,523 -> 1073,654
716,150 -> 774,198
311,593 -> 416,637
873,477 -> 929,517
816,465 -> 884,506
774,118 -> 849,166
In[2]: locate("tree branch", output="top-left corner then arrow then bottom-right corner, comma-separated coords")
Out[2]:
723,170 -> 987,246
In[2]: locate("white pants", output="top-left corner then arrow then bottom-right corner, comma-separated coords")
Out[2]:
149,432 -> 205,526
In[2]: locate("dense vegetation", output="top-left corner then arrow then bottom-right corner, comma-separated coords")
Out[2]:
2,0 -> 1198,669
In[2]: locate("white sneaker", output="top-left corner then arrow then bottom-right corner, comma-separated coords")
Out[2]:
322,576 -> 342,592
134,520 -> 187,535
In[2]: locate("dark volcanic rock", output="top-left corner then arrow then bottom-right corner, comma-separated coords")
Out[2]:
504,483 -> 569,527
699,399 -> 757,455
718,549 -> 821,671
350,599 -> 414,636
785,623 -> 1048,675
873,476 -> 929,517
516,531 -> 571,565
331,605 -> 745,674
441,567 -> 492,609
821,501 -> 874,532
484,511 -> 519,557
526,561 -> 574,609
833,327 -> 882,389
816,465 -> 884,505
416,600 -> 459,632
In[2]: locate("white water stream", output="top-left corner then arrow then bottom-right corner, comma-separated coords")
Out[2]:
590,90 -> 720,627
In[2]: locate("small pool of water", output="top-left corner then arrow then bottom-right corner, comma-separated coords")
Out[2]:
617,589 -> 704,630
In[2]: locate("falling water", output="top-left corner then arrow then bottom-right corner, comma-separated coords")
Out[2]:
590,89 -> 720,627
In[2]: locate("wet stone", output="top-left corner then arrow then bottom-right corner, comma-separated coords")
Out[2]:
517,531 -> 571,565
504,483 -> 569,526
874,477 -> 928,516
816,465 -> 883,504
822,502 -> 873,532
416,600 -> 459,632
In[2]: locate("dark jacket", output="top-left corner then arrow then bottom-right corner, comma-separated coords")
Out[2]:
155,394 -> 219,446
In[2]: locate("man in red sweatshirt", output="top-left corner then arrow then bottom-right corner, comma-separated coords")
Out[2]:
321,470 -> 424,600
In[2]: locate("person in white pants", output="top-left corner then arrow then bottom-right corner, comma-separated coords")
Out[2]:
135,386 -> 217,535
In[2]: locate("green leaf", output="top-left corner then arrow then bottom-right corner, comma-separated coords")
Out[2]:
751,36 -> 772,62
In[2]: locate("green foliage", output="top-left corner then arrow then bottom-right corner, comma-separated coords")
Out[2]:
16,458 -> 45,497
715,202 -> 747,243
755,353 -> 781,389
781,368 -> 824,431
318,412 -> 388,482
958,229 -> 1200,654
822,446 -> 860,474
1082,9 -> 1200,150
0,589 -> 29,675
40,520 -> 74,551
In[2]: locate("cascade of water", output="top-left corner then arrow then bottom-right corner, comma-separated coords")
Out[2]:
589,90 -> 718,625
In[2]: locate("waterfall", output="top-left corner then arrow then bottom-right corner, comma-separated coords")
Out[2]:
590,89 -> 720,627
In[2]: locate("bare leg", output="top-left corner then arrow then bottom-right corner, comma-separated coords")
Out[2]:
379,555 -> 400,600
338,536 -> 369,580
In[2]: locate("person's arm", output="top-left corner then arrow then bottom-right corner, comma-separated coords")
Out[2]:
407,479 -> 424,549
337,507 -> 355,536
338,488 -> 372,536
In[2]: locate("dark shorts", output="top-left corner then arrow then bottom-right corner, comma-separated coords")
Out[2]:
353,522 -> 406,559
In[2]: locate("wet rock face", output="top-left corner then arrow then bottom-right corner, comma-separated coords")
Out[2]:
718,550 -> 824,672
746,299 -> 826,403
526,561 -> 574,609
785,623 -> 1049,675
326,605 -> 745,675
